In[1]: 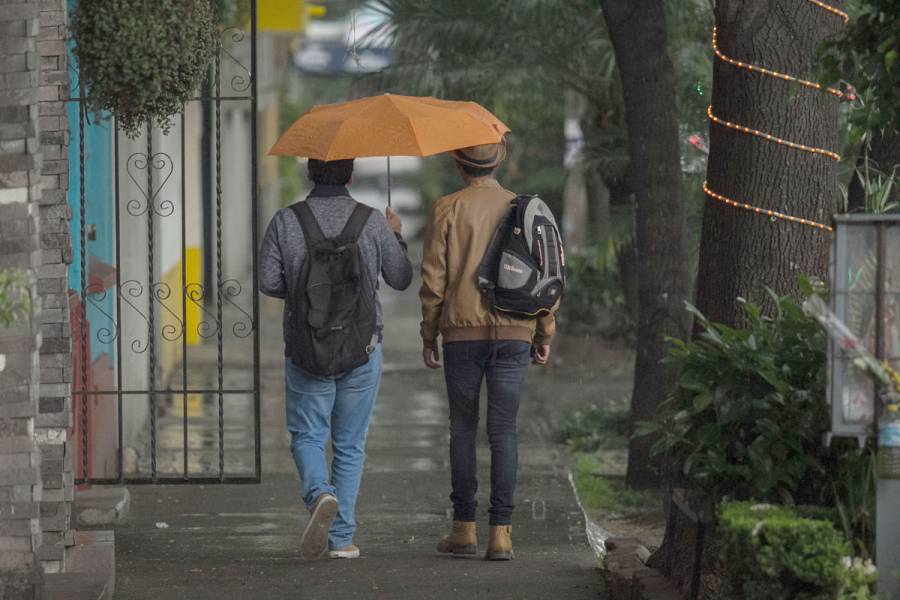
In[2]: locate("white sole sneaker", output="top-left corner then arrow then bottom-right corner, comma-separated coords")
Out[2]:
329,546 -> 360,559
300,494 -> 338,560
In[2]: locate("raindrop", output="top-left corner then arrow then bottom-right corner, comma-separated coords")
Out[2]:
532,498 -> 546,521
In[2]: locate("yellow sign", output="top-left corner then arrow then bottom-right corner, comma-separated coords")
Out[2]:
259,0 -> 326,32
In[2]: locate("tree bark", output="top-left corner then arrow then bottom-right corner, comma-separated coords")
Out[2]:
600,0 -> 692,489
695,0 -> 844,324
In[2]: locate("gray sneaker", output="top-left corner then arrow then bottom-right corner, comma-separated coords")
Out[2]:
329,544 -> 360,559
300,493 -> 338,560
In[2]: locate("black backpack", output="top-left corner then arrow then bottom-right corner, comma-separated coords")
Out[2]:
287,201 -> 378,377
477,194 -> 565,318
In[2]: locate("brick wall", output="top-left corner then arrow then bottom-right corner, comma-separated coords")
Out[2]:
0,1 -> 45,598
35,0 -> 74,574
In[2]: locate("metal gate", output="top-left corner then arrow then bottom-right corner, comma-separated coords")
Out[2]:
69,2 -> 260,484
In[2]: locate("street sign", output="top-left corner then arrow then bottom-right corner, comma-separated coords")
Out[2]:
259,0 -> 325,33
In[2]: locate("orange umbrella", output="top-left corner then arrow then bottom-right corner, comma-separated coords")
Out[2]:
269,93 -> 511,161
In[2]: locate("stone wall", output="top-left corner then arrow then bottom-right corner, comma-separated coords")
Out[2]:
0,1 -> 46,598
34,0 -> 73,574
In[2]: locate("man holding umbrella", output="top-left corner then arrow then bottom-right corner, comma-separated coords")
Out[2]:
260,158 -> 412,560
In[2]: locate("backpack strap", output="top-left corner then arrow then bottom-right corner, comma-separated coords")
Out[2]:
337,203 -> 373,245
477,204 -> 515,293
289,201 -> 325,247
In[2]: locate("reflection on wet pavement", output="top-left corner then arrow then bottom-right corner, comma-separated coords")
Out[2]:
115,252 -> 613,599
129,368 -> 257,479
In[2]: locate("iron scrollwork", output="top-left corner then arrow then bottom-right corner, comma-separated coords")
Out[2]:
119,279 -> 150,353
220,27 -> 252,93
84,284 -> 119,345
185,282 -> 221,339
126,151 -> 175,217
220,279 -> 254,338
150,282 -> 185,342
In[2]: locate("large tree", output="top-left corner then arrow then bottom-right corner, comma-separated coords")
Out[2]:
695,0 -> 845,324
599,0 -> 693,489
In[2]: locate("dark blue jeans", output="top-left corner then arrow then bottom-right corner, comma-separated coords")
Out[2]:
443,340 -> 531,526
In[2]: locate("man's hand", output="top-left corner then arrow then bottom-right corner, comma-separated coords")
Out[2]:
386,207 -> 402,234
423,345 -> 441,369
532,344 -> 551,365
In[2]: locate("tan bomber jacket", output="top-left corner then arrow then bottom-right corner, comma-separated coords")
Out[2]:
419,178 -> 557,351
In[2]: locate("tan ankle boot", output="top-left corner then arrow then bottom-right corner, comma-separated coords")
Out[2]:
485,525 -> 513,560
436,521 -> 477,556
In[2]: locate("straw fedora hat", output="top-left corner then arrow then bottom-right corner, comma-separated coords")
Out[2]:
452,140 -> 507,169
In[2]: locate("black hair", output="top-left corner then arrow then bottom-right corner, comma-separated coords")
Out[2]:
457,162 -> 496,178
308,158 -> 354,186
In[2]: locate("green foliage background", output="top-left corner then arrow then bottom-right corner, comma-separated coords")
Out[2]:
822,0 -> 900,136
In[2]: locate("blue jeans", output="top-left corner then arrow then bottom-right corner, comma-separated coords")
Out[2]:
443,340 -> 530,525
285,345 -> 382,548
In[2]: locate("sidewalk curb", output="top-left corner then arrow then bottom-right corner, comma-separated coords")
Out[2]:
566,470 -> 683,600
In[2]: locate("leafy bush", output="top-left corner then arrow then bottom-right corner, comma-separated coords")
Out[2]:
560,402 -> 630,451
646,288 -> 831,505
0,270 -> 31,328
718,502 -> 875,600
71,0 -> 218,138
643,282 -> 876,558
558,241 -> 634,339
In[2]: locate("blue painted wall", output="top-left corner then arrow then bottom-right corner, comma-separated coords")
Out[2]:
67,0 -> 115,364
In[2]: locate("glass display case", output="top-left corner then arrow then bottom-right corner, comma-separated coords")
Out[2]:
828,215 -> 900,438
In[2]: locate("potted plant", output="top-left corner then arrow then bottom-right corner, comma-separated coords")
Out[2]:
70,0 -> 218,138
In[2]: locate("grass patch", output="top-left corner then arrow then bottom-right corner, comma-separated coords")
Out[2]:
572,454 -> 657,512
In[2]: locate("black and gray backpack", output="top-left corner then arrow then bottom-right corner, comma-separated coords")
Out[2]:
477,194 -> 565,318
288,201 -> 378,377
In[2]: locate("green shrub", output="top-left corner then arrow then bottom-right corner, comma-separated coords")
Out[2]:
642,281 -> 876,558
560,402 -> 630,451
71,0 -> 218,138
718,502 -> 875,600
645,287 -> 831,505
0,270 -> 30,328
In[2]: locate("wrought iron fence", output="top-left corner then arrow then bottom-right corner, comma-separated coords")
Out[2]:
69,1 -> 260,484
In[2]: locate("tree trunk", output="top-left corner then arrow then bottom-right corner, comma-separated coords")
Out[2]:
847,130 -> 900,212
600,0 -> 692,489
588,167 -> 611,244
695,0 -> 843,324
650,0 -> 845,585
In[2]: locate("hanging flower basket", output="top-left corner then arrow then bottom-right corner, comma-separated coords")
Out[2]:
71,0 -> 218,138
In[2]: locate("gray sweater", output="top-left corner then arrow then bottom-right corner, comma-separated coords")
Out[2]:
259,185 -> 413,352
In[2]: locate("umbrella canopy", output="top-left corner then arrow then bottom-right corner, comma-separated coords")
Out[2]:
269,93 -> 510,160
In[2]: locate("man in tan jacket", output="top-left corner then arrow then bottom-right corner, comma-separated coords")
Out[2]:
419,142 -> 556,561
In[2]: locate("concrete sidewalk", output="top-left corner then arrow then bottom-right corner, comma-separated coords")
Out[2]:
114,259 -> 608,599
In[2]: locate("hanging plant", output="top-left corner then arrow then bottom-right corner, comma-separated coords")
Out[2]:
71,0 -> 218,138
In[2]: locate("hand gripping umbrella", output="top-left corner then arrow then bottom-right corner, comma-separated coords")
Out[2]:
268,93 -> 511,207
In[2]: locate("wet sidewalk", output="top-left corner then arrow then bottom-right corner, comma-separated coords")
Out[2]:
114,262 -> 607,599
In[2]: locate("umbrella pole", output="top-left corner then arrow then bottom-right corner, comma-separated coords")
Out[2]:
387,156 -> 392,209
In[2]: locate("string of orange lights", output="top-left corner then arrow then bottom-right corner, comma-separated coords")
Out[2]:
703,0 -> 849,233
703,182 -> 834,232
710,27 -> 844,99
707,105 -> 842,162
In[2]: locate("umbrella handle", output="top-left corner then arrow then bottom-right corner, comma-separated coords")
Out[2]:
387,156 -> 392,209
